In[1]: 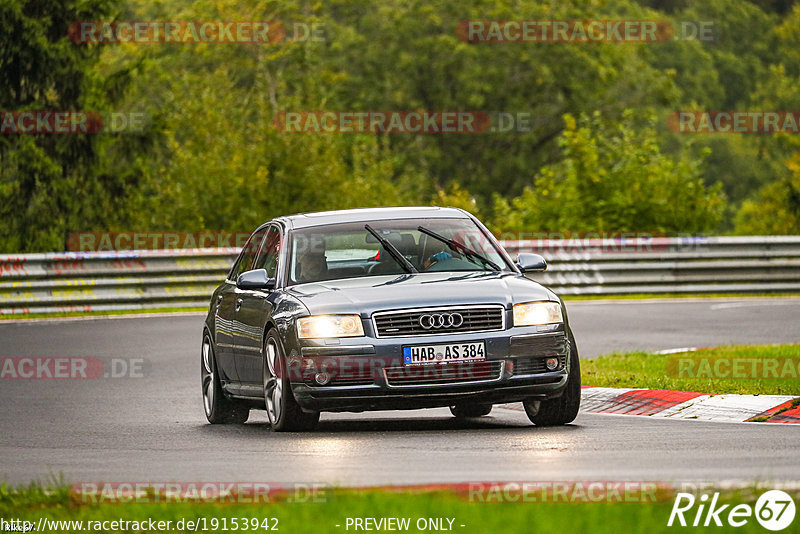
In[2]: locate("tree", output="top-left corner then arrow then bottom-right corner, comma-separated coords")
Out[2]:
734,151 -> 800,234
492,111 -> 725,233
319,0 -> 678,207
432,182 -> 481,217
0,0 -> 150,252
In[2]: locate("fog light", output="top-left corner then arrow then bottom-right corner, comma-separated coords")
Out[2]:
315,372 -> 331,385
545,357 -> 559,371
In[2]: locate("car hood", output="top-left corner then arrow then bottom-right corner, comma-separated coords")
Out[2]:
287,272 -> 556,315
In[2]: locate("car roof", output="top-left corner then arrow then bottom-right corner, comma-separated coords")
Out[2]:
278,206 -> 471,229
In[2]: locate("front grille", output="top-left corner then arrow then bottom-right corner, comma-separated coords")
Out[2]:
373,306 -> 504,337
384,360 -> 504,387
512,355 -> 566,375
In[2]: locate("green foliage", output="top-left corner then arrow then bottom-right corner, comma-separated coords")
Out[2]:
318,0 -> 678,204
2,0 -> 799,252
493,112 -> 724,233
431,182 -> 481,218
735,152 -> 800,234
0,0 -> 155,253
730,5 -> 800,234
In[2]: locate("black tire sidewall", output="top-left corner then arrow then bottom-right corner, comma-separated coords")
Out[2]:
203,333 -> 249,424
264,329 -> 319,431
202,334 -> 221,422
563,330 -> 582,410
264,329 -> 288,429
523,328 -> 581,425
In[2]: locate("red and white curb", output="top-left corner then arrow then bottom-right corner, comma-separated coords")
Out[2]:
501,386 -> 800,424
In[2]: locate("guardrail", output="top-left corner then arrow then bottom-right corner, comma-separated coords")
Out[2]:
1,236 -> 799,314
502,235 -> 800,296
0,249 -> 238,314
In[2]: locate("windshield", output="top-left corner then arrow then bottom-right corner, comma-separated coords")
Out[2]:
287,218 -> 509,285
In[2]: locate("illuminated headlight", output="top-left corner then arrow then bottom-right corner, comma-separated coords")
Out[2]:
512,301 -> 563,326
297,315 -> 364,339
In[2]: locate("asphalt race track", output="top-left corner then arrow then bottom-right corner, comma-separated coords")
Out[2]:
1,298 -> 799,486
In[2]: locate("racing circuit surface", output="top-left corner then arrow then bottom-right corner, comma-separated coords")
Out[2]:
1,298 -> 799,486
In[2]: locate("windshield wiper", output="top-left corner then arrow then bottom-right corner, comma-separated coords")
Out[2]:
417,226 -> 502,271
364,224 -> 419,274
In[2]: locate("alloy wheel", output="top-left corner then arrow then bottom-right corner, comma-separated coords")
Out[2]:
201,337 -> 214,417
264,338 -> 283,425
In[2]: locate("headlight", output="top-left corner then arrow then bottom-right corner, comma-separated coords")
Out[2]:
513,301 -> 563,326
297,315 -> 364,339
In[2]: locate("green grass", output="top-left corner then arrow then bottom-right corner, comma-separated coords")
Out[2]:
0,306 -> 206,321
2,483 -> 798,534
583,344 -> 800,395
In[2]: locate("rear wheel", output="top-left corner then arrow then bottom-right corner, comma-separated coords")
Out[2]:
449,403 -> 493,418
201,333 -> 249,424
263,329 -> 320,432
523,331 -> 581,426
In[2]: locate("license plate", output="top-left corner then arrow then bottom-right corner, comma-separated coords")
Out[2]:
402,342 -> 485,366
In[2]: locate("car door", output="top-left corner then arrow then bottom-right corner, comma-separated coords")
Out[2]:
213,281 -> 239,383
215,227 -> 267,384
234,224 -> 282,386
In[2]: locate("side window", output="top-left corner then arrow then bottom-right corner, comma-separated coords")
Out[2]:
253,227 -> 281,278
229,228 -> 268,280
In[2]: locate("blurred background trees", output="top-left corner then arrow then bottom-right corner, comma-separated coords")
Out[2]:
2,0 -> 800,251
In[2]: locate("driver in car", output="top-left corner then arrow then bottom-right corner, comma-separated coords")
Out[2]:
297,252 -> 328,283
422,249 -> 453,270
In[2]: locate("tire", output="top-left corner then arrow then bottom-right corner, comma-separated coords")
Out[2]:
523,331 -> 581,426
449,403 -> 493,418
263,329 -> 320,432
201,333 -> 250,424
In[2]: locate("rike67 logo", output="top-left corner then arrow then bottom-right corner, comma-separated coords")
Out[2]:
668,490 -> 796,531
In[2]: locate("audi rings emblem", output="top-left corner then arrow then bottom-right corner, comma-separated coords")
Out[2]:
418,313 -> 464,330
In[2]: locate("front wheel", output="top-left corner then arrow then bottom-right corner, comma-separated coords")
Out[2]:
523,331 -> 581,426
201,333 -> 249,424
263,329 -> 320,432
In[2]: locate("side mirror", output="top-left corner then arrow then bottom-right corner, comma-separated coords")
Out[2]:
516,253 -> 547,272
236,269 -> 276,291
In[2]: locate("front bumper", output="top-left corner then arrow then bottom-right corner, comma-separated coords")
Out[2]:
289,323 -> 571,412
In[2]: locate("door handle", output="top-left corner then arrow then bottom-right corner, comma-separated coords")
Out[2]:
235,298 -> 243,312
